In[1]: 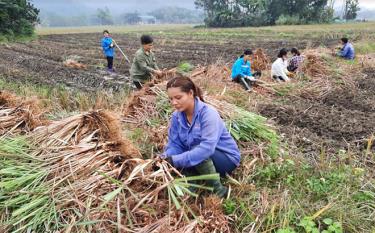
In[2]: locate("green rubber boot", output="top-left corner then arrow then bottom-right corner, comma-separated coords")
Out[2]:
194,158 -> 228,198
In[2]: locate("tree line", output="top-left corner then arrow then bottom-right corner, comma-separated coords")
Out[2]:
194,0 -> 361,27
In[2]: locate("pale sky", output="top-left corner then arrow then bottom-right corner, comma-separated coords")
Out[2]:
337,0 -> 375,9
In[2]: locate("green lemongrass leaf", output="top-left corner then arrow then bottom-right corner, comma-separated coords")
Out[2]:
178,185 -> 199,197
100,187 -> 123,208
12,196 -> 49,217
175,173 -> 220,182
174,181 -> 214,191
168,186 -> 181,210
173,184 -> 185,196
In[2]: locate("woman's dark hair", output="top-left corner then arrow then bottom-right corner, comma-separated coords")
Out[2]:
290,48 -> 300,56
240,49 -> 253,58
341,37 -> 348,43
103,30 -> 109,34
277,48 -> 288,58
166,76 -> 204,102
141,35 -> 153,45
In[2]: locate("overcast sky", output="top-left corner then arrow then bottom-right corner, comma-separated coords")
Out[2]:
33,0 -> 196,15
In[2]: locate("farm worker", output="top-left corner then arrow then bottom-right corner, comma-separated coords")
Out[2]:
287,48 -> 304,72
159,76 -> 241,198
101,30 -> 115,72
130,35 -> 163,90
231,49 -> 261,92
337,37 -> 355,60
271,48 -> 290,82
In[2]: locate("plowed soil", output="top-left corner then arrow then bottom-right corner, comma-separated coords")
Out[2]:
0,33 -> 337,91
259,68 -> 375,156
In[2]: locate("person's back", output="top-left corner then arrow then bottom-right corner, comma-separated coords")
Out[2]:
341,42 -> 355,60
338,38 -> 355,60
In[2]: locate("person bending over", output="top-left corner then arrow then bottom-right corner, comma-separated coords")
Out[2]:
287,48 -> 304,72
160,76 -> 241,198
130,35 -> 163,89
272,48 -> 290,82
231,49 -> 261,91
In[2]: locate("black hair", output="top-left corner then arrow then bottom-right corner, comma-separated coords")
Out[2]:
341,37 -> 348,43
240,49 -> 253,58
291,48 -> 300,56
141,35 -> 153,45
277,48 -> 288,58
166,76 -> 204,102
103,30 -> 109,34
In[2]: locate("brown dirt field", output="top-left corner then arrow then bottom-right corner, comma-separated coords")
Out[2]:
259,68 -> 375,156
0,33 -> 337,91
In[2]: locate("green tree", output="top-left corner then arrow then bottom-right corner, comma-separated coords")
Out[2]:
195,0 -> 333,27
344,0 -> 360,20
0,0 -> 39,38
95,7 -> 114,25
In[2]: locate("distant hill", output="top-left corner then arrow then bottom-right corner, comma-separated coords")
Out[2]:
33,0 -> 196,16
357,9 -> 375,20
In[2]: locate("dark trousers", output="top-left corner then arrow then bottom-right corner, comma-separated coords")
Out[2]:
287,65 -> 297,72
106,56 -> 113,70
180,149 -> 238,177
273,75 -> 287,82
232,72 -> 262,91
133,81 -> 143,90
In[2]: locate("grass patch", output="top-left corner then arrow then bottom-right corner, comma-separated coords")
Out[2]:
229,151 -> 375,232
355,41 -> 375,55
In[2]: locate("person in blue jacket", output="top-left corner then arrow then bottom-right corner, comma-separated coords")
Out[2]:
160,76 -> 241,198
101,30 -> 115,72
231,49 -> 261,91
337,37 -> 355,60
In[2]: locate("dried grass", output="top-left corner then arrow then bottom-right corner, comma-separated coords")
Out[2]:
0,91 -> 45,136
252,48 -> 271,71
63,58 -> 87,69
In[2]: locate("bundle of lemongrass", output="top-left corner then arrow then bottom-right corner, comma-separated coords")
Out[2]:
0,91 -> 43,136
0,110 -> 219,232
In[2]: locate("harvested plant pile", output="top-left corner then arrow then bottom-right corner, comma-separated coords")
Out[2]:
63,55 -> 87,69
252,48 -> 271,71
0,109 -> 229,232
301,52 -> 328,78
0,91 -> 44,136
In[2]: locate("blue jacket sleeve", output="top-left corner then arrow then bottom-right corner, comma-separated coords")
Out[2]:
231,59 -> 242,78
171,108 -> 222,168
164,114 -> 185,157
101,38 -> 111,51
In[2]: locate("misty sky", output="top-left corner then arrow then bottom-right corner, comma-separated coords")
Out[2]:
33,0 -> 196,15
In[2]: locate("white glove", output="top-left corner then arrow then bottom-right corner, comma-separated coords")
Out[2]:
245,76 -> 256,81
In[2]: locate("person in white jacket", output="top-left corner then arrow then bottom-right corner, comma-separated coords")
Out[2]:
271,48 -> 290,82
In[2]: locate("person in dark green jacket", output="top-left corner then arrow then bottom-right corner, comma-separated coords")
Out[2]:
130,35 -> 163,89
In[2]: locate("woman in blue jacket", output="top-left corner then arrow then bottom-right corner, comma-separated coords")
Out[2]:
161,76 -> 241,198
231,49 -> 261,91
101,30 -> 115,72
